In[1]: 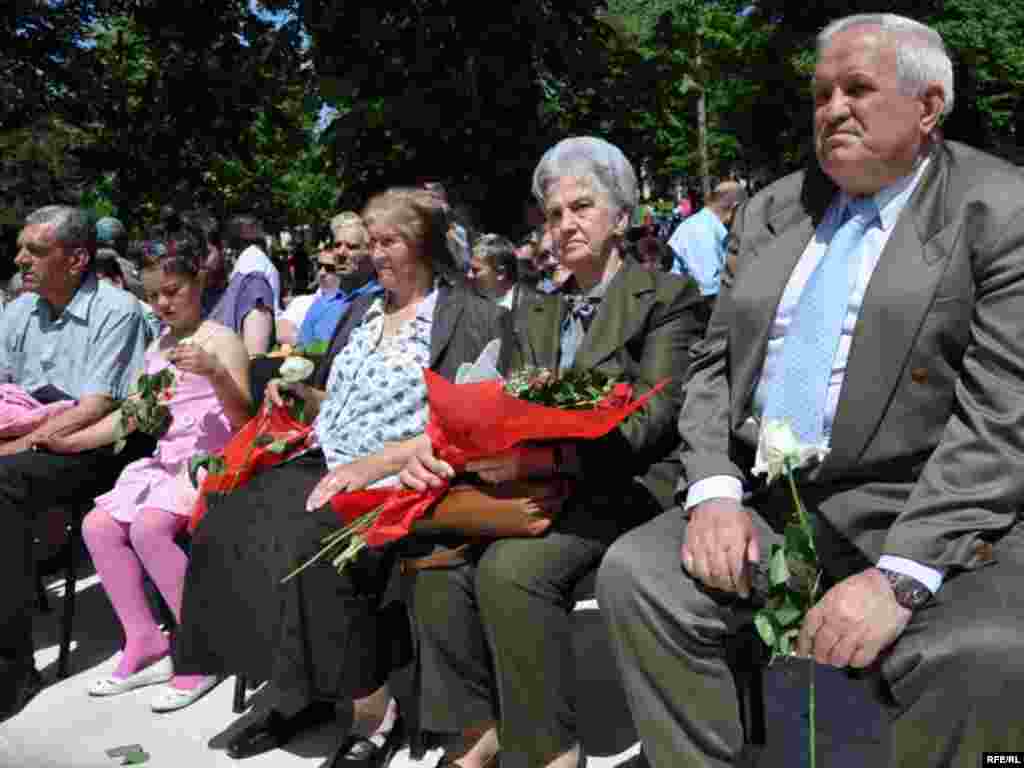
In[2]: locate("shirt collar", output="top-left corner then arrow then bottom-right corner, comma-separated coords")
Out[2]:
32,272 -> 98,322
364,280 -> 438,323
560,258 -> 622,301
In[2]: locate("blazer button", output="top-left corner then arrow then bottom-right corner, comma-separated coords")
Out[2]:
972,540 -> 994,563
910,367 -> 929,384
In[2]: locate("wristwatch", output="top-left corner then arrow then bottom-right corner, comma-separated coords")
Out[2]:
878,568 -> 933,610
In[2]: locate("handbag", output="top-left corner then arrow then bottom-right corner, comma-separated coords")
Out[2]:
402,477 -> 570,572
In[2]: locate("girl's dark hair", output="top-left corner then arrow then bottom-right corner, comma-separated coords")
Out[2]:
157,227 -> 205,279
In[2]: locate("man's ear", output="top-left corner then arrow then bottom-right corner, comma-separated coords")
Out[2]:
70,246 -> 90,277
614,210 -> 630,238
920,82 -> 946,134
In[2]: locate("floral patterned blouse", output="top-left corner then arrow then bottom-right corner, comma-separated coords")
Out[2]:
313,289 -> 438,476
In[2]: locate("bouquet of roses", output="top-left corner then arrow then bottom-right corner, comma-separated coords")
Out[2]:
283,366 -> 667,581
112,367 -> 176,454
186,353 -> 318,531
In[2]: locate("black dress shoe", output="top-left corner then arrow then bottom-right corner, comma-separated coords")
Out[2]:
227,703 -> 335,759
324,715 -> 405,768
0,665 -> 43,723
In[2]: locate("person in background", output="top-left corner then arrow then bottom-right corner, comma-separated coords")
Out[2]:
467,233 -> 519,309
205,220 -> 275,356
666,180 -> 747,323
225,215 -> 281,313
96,248 -> 161,344
97,216 -> 144,299
39,230 -> 252,713
626,225 -> 674,273
296,211 -> 381,348
0,206 -> 150,721
598,14 -> 1024,767
276,239 -> 328,347
422,180 -> 472,272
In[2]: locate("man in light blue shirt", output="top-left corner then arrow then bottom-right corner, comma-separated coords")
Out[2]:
296,216 -> 382,347
667,181 -> 746,319
0,206 -> 150,721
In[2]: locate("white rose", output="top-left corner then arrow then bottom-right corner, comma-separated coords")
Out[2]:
279,356 -> 315,384
751,419 -> 828,484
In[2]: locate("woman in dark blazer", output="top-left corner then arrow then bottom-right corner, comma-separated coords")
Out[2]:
173,188 -> 504,766
400,138 -> 705,768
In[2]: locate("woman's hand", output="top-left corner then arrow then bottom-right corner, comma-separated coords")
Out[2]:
466,444 -> 556,484
168,342 -> 221,379
398,440 -> 455,491
305,459 -> 381,511
266,378 -> 312,409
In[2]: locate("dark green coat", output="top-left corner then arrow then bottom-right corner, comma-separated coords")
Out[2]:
499,261 -> 705,510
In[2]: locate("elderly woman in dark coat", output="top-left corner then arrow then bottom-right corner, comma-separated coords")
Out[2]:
173,188 -> 504,766
399,138 -> 705,768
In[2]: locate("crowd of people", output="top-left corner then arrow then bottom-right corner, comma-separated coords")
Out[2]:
1,12 -> 1023,768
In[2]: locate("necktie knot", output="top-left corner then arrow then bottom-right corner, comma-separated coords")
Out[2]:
844,197 -> 878,228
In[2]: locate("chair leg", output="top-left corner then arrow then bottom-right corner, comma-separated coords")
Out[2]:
57,518 -> 79,680
36,573 -> 51,613
232,675 -> 247,714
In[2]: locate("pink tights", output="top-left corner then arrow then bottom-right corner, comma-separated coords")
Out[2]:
82,506 -> 206,690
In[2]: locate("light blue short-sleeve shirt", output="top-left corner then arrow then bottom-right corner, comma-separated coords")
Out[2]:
0,273 -> 147,400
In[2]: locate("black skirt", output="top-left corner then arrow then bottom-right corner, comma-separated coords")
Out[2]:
173,451 -> 409,703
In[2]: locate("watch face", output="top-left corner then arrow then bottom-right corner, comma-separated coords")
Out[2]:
884,571 -> 930,609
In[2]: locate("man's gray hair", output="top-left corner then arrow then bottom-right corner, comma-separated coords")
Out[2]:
818,14 -> 954,119
532,137 -> 638,217
25,205 -> 97,253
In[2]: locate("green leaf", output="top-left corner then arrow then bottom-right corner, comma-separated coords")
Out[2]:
266,439 -> 288,454
121,749 -> 150,765
187,454 -> 225,488
785,523 -> 815,562
774,592 -> 803,628
254,434 -> 275,447
754,611 -> 776,648
768,546 -> 790,587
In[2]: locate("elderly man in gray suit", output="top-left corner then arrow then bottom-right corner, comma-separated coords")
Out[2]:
598,13 -> 1024,768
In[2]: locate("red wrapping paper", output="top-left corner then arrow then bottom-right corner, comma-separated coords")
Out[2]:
188,402 -> 312,532
329,369 -> 668,547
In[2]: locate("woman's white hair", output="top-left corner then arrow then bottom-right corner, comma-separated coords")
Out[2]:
818,14 -> 954,119
531,136 -> 638,217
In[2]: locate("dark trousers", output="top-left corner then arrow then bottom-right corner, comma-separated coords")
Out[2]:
414,483 -> 660,768
597,508 -> 1024,768
0,435 -> 154,703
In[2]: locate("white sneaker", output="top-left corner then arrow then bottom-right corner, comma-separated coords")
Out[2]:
88,656 -> 174,697
150,676 -> 222,712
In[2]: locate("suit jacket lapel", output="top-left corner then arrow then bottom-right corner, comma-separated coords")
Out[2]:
729,205 -> 815,427
573,263 -> 655,370
517,294 -> 563,371
826,152 -> 951,468
429,281 -> 463,369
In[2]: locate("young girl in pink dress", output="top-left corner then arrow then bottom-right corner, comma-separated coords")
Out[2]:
40,231 -> 253,712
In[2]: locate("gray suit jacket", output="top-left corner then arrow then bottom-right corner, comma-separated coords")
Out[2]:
677,140 -> 1024,572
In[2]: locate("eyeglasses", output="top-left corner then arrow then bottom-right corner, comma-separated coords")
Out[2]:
318,263 -> 338,274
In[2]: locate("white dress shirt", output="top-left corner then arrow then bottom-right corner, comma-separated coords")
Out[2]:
685,157 -> 944,593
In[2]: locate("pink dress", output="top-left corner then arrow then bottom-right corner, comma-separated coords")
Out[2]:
93,338 -> 234,524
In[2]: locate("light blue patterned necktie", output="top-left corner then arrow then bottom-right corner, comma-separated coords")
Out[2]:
762,197 -> 878,445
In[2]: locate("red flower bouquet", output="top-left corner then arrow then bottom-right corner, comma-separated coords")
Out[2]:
284,368 -> 667,580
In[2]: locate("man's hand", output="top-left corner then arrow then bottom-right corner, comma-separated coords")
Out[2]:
398,441 -> 454,491
797,567 -> 912,668
0,436 -> 32,457
681,498 -> 759,598
32,432 -> 85,454
465,444 -> 556,484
